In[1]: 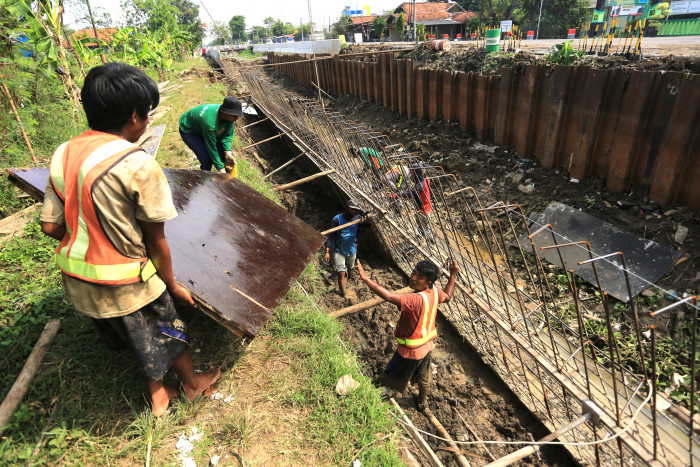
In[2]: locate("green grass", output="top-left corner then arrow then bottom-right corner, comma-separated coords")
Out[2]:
266,263 -> 402,465
0,56 -> 401,466
236,48 -> 265,60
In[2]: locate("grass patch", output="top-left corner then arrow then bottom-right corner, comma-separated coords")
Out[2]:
1,56 -> 402,466
236,48 -> 265,60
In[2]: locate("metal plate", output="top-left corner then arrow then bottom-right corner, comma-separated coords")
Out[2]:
7,168 -> 324,336
518,202 -> 682,302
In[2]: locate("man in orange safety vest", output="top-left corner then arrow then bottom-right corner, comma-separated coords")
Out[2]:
356,258 -> 459,410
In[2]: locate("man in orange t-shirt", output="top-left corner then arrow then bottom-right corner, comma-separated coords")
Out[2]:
356,259 -> 459,410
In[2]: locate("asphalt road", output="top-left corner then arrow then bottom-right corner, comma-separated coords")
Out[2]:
361,36 -> 700,57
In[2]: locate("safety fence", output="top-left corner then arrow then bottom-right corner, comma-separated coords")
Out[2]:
233,64 -> 699,466
267,52 -> 700,212
658,19 -> 700,36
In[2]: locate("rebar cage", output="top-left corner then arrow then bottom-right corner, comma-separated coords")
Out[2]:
237,66 -> 699,467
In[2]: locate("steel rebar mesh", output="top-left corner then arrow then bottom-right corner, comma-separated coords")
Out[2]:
237,67 -> 698,467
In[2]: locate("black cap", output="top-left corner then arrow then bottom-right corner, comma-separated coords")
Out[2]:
219,97 -> 243,116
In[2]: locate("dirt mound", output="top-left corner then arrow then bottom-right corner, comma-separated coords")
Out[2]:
342,42 -> 700,75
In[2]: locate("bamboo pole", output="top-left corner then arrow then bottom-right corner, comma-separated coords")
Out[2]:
239,117 -> 269,130
1,83 -> 39,167
262,152 -> 306,180
391,398 -> 444,467
320,217 -> 365,236
273,169 -> 335,191
485,412 -> 591,467
0,319 -> 61,436
423,407 -> 472,467
328,286 -> 413,318
455,410 -> 497,461
240,133 -> 283,151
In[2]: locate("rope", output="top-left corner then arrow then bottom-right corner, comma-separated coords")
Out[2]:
394,391 -> 653,448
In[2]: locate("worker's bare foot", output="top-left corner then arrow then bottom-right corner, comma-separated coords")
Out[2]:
152,385 -> 180,417
184,367 -> 221,401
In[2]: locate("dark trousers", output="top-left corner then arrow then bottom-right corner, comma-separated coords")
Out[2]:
179,130 -> 225,171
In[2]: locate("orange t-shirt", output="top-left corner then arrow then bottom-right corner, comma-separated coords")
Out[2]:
396,287 -> 446,359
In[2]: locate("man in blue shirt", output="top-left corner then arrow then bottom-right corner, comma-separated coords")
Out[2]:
323,199 -> 367,298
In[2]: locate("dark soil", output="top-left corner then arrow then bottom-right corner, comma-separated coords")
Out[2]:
342,42 -> 700,75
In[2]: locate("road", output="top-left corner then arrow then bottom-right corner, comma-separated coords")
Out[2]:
358,36 -> 700,57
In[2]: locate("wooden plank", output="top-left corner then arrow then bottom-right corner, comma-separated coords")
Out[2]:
391,398 -> 444,467
7,168 -> 324,337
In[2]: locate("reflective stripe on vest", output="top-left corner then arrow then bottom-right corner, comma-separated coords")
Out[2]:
388,165 -> 405,188
396,287 -> 439,347
50,134 -> 157,285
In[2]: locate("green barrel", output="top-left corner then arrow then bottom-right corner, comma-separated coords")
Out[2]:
485,28 -> 501,52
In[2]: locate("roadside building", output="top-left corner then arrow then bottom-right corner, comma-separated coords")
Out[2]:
385,1 -> 478,41
347,14 -> 382,42
67,28 -> 118,52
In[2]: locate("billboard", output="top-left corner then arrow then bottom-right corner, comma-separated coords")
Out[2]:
670,0 -> 700,14
610,4 -> 646,15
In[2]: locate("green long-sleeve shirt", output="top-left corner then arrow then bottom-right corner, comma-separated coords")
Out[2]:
179,104 -> 234,170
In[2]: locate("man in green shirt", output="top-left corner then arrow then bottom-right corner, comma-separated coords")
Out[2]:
179,97 -> 243,173
349,146 -> 385,182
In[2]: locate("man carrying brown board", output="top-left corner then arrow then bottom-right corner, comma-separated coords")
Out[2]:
40,62 -> 220,416
356,258 -> 459,410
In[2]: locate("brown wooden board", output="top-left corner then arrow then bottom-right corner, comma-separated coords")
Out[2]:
7,168 -> 324,337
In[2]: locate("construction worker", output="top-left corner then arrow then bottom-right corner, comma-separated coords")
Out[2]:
179,96 -> 243,173
349,146 -> 385,172
40,62 -> 220,417
383,164 -> 410,191
356,258 -> 459,411
391,163 -> 433,241
323,198 -> 368,299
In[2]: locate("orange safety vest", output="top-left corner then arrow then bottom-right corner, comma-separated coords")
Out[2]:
396,287 -> 439,348
49,131 -> 157,286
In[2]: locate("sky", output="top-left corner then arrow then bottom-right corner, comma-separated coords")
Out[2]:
63,0 -> 405,33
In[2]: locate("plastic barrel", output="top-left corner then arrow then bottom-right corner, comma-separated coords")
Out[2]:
431,39 -> 451,51
567,28 -> 576,39
485,29 -> 500,52
456,34 -> 463,40
443,34 -> 449,39
527,31 -> 535,40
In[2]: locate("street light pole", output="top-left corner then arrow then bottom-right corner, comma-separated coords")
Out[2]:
536,0 -> 544,40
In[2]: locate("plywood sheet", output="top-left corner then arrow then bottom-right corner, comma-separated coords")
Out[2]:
518,202 -> 682,302
7,168 -> 324,336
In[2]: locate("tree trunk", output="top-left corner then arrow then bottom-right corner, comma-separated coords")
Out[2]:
505,0 -> 521,20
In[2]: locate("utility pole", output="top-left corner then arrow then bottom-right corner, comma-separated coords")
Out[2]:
536,0 -> 544,39
300,18 -> 304,41
413,0 -> 417,43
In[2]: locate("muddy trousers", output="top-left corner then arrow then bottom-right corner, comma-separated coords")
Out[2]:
377,351 -> 432,408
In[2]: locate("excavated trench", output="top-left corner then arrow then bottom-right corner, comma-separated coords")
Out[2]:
235,105 -> 575,466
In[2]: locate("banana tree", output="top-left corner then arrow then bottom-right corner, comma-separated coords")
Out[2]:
0,0 -> 81,112
70,35 -> 106,78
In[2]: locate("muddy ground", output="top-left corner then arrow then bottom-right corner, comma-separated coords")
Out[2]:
343,42 -> 700,75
